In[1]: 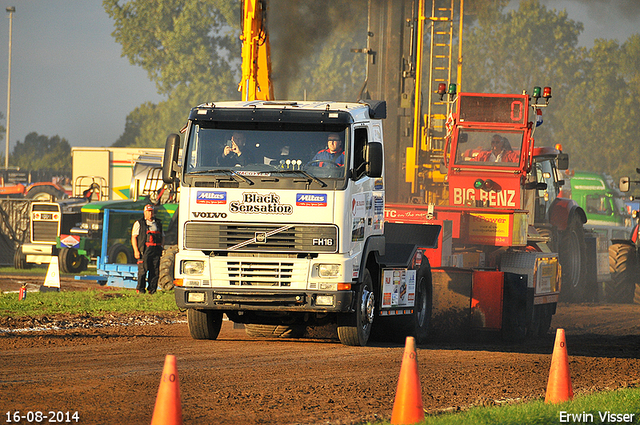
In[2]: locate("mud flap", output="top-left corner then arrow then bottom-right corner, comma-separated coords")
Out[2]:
501,272 -> 529,342
471,271 -> 504,330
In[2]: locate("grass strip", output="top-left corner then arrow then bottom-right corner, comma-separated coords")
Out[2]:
0,288 -> 178,317
370,388 -> 640,424
0,266 -> 97,276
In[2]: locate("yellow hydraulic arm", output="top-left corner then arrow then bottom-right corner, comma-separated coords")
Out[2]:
406,0 -> 463,204
239,0 -> 274,101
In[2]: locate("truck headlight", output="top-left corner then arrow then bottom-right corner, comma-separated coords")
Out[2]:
318,264 -> 341,278
316,295 -> 334,306
187,292 -> 206,303
183,260 -> 205,275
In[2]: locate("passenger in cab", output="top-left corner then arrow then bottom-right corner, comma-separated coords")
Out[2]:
218,132 -> 255,166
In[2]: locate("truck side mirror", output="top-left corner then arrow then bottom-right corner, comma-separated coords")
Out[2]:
524,181 -> 547,190
163,133 -> 180,183
620,177 -> 630,192
556,153 -> 569,170
366,142 -> 383,177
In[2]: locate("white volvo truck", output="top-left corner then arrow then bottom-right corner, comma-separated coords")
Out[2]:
162,100 -> 440,346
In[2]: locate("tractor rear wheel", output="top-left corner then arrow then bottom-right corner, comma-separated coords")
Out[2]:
606,243 -> 638,303
558,215 -> 587,302
26,185 -> 66,202
158,245 -> 177,291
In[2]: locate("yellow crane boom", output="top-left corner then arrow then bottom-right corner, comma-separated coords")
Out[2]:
239,0 -> 274,101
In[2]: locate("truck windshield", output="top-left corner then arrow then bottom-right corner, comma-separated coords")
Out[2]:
185,125 -> 349,181
454,129 -> 524,167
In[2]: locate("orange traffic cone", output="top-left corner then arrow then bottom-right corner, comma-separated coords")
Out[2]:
150,355 -> 183,425
391,336 -> 425,424
545,328 -> 574,403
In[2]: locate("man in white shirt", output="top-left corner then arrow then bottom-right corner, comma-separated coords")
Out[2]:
131,204 -> 163,294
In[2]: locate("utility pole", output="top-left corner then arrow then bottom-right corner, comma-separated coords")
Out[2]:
5,6 -> 15,169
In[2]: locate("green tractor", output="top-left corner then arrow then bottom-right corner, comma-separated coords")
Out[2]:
59,158 -> 179,281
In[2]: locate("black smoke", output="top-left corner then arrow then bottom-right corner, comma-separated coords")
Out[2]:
267,0 -> 367,99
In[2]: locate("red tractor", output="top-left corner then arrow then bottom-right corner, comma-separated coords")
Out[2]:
384,86 -> 578,339
609,173 -> 640,303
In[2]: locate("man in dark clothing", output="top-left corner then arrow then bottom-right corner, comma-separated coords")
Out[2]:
217,131 -> 255,166
131,204 -> 163,294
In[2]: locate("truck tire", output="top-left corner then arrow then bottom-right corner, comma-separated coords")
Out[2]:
244,324 -> 305,338
528,303 -> 554,337
26,185 -> 66,202
376,261 -> 433,344
406,261 -> 433,343
606,243 -> 638,303
107,243 -> 133,264
537,303 -> 554,336
59,248 -> 88,274
337,269 -> 374,346
158,245 -> 178,291
187,309 -> 223,340
558,215 -> 587,302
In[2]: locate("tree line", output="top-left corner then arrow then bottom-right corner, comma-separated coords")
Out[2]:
3,0 -> 639,181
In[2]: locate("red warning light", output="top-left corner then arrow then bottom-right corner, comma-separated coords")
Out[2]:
543,87 -> 552,98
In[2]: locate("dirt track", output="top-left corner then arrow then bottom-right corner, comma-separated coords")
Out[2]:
1,276 -> 640,424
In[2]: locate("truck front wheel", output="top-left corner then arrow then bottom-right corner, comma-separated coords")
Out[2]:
187,309 -> 223,340
337,269 -> 374,346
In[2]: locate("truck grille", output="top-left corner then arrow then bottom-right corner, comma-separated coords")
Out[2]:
82,212 -> 102,228
31,203 -> 60,243
229,260 -> 295,286
32,204 -> 58,212
210,258 -> 310,287
32,221 -> 58,243
184,222 -> 338,253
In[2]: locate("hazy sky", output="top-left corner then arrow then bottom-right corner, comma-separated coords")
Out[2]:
0,1 -> 163,153
0,1 -> 637,153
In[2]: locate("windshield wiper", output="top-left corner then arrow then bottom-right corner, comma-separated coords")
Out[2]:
276,170 -> 327,187
187,169 -> 254,185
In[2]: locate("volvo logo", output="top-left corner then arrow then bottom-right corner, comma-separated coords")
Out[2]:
255,232 -> 267,243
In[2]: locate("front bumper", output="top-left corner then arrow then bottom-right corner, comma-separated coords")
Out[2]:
175,287 -> 354,313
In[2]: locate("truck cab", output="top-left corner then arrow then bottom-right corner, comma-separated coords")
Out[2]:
164,100 -> 418,346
